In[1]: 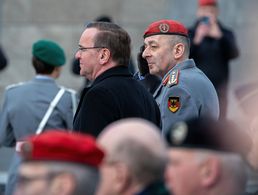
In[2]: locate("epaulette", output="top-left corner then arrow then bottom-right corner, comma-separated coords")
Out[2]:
163,69 -> 179,88
6,82 -> 25,90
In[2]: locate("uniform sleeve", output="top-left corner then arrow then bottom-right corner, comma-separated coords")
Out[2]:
161,86 -> 199,134
0,91 -> 16,147
74,87 -> 117,137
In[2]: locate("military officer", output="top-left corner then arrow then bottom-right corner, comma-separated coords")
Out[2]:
0,39 -> 77,195
142,19 -> 219,134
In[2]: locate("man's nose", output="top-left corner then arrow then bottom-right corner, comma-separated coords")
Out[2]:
75,50 -> 81,60
142,47 -> 149,59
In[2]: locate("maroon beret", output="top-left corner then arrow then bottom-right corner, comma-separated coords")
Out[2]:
20,130 -> 105,167
199,0 -> 217,6
144,19 -> 188,38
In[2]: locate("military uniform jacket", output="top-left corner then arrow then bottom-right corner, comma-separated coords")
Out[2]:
0,76 -> 76,146
154,59 -> 219,134
73,66 -> 161,137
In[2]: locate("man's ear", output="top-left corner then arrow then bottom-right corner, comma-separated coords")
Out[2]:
173,43 -> 185,60
99,48 -> 111,65
50,173 -> 76,195
113,163 -> 132,193
200,157 -> 221,188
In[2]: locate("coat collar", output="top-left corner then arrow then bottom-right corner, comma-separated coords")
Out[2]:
92,66 -> 131,86
162,59 -> 196,81
32,76 -> 56,84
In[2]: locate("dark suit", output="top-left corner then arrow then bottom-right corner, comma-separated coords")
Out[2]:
73,66 -> 161,136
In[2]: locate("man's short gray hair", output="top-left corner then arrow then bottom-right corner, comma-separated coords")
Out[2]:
170,35 -> 190,58
110,138 -> 167,186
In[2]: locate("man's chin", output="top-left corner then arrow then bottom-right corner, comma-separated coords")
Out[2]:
149,69 -> 158,76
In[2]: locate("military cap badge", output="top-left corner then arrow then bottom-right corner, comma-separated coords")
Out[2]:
159,23 -> 170,33
170,122 -> 188,145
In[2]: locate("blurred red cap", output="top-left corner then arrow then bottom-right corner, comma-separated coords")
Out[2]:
144,19 -> 188,38
20,130 -> 105,167
199,0 -> 217,6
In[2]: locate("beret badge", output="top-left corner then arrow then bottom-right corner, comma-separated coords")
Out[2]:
159,23 -> 170,33
170,122 -> 188,145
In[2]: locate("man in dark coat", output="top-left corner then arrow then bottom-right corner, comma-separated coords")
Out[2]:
73,22 -> 161,136
188,0 -> 239,118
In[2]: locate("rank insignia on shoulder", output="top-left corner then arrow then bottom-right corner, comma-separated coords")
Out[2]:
167,69 -> 179,88
162,75 -> 169,86
168,96 -> 180,113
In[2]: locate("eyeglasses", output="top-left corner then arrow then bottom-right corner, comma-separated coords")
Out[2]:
78,46 -> 105,53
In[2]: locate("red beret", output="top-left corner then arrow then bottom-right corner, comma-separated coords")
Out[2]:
144,19 -> 188,38
20,130 -> 105,167
199,0 -> 217,6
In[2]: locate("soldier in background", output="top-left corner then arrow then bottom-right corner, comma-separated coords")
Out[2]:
0,39 -> 77,195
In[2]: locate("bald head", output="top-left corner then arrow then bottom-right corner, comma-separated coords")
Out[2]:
98,118 -> 164,154
97,118 -> 166,186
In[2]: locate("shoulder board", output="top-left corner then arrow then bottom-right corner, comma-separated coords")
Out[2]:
6,82 -> 25,90
167,69 -> 180,88
162,75 -> 169,86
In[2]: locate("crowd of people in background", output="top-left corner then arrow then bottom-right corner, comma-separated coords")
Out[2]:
1,0 -> 258,194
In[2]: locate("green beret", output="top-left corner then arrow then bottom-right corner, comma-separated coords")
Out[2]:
32,39 -> 66,67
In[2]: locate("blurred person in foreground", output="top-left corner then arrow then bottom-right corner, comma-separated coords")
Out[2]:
14,130 -> 104,195
0,39 -> 77,195
73,22 -> 161,136
165,117 -> 251,195
142,19 -> 219,134
188,0 -> 239,118
97,118 -> 169,195
235,82 -> 258,194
